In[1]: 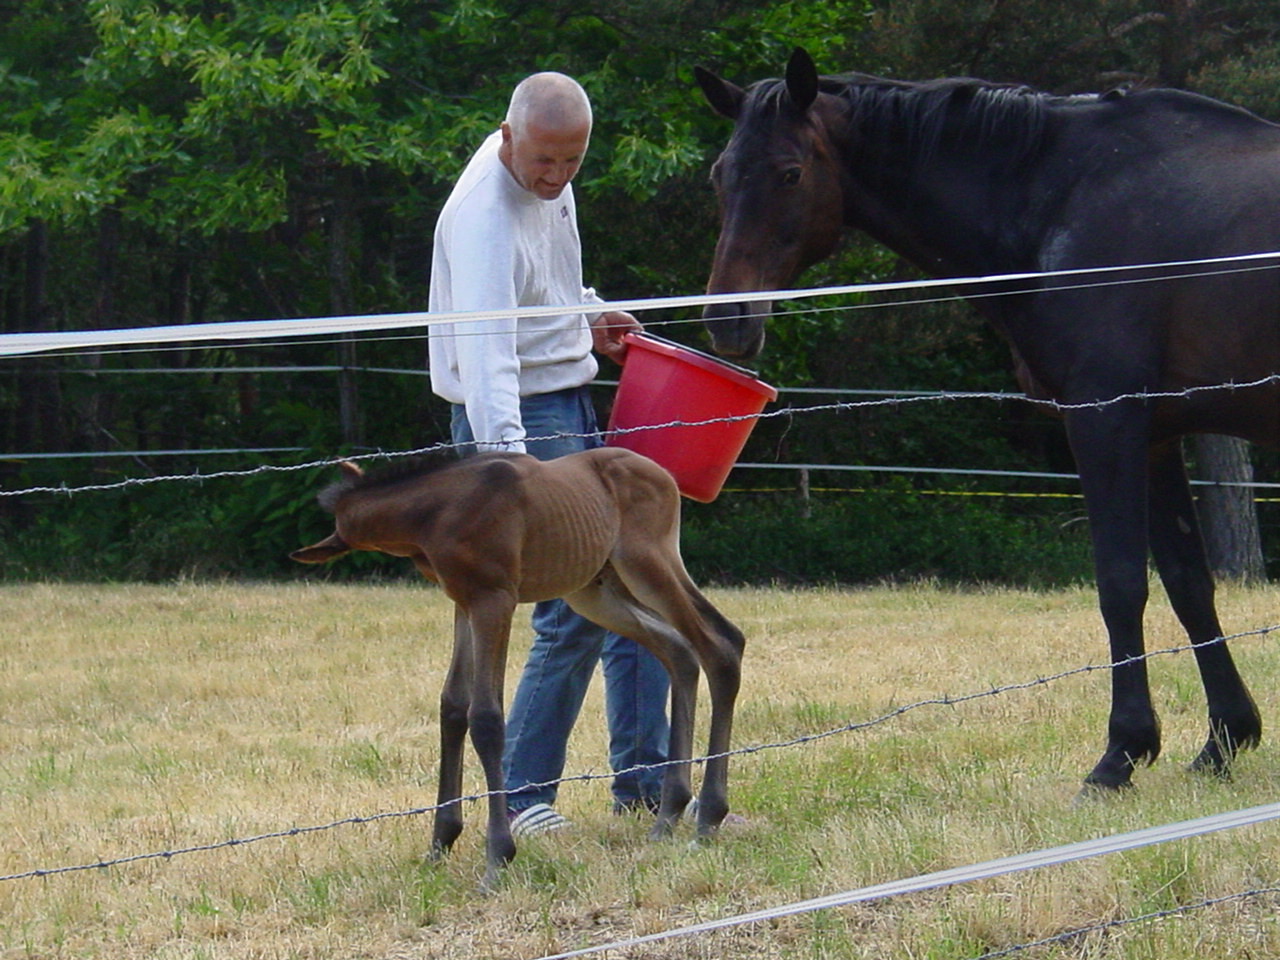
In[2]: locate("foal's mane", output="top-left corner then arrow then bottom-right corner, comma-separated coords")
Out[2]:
316,451 -> 463,512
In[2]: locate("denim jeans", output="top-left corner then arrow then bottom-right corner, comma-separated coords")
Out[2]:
450,386 -> 671,810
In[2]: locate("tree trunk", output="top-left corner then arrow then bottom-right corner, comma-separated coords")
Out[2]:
83,208 -> 122,453
1156,0 -> 1197,87
329,170 -> 363,447
16,220 -> 57,453
1192,434 -> 1265,583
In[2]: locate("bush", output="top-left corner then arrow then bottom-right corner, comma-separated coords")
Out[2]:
679,484 -> 1095,587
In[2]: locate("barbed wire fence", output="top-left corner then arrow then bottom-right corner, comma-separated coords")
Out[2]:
3,258 -> 1280,956
2,618 -> 1279,959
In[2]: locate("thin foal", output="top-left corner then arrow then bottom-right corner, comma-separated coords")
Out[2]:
292,447 -> 745,886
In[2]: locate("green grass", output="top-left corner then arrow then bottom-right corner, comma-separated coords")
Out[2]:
0,581 -> 1279,958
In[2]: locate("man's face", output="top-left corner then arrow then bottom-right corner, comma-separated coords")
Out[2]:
501,118 -> 590,200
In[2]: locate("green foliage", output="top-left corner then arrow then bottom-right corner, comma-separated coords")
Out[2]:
680,486 -> 1093,588
1,0 -> 1277,585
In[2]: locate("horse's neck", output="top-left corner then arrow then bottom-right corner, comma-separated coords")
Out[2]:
844,156 -> 1027,279
834,97 -> 1043,279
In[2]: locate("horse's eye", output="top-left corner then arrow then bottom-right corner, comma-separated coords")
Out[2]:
781,167 -> 802,186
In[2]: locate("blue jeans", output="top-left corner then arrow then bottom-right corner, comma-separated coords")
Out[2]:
450,386 -> 671,811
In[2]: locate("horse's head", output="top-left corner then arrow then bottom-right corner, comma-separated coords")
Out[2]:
695,48 -> 845,360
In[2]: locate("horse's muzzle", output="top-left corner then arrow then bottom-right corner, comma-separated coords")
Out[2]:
702,301 -> 769,360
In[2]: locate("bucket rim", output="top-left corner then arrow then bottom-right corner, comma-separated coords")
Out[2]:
621,332 -> 778,399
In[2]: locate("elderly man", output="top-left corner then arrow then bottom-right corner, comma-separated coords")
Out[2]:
428,72 -> 671,836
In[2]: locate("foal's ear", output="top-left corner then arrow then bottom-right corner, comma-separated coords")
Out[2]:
785,47 -> 819,112
695,65 -> 744,120
290,533 -> 353,564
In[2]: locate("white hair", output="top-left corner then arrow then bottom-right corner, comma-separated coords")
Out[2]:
505,72 -> 593,136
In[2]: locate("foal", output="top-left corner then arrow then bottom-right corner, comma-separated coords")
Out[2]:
291,447 -> 745,886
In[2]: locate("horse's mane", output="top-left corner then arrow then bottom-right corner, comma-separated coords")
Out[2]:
749,73 -> 1101,168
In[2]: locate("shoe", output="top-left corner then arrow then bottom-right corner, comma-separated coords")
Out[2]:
509,803 -> 572,838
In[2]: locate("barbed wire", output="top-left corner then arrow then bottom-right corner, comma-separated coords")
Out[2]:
969,884 -> 1280,959
4,373 -> 1279,499
2,620 -> 1275,885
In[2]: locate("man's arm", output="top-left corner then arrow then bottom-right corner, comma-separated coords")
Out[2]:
445,211 -> 527,452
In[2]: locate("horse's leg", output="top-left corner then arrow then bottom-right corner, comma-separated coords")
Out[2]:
600,553 -> 745,839
431,605 -> 473,858
1146,440 -> 1261,776
458,592 -> 517,889
1067,405 -> 1162,791
563,577 -> 699,839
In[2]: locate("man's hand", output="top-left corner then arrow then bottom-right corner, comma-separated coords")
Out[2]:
590,311 -> 642,364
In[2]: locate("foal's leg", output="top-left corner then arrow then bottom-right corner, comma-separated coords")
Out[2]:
432,605 -> 474,858
619,566 -> 744,838
459,593 -> 518,888
1146,441 -> 1261,776
1067,405 -> 1162,791
563,579 -> 700,839
676,587 -> 744,837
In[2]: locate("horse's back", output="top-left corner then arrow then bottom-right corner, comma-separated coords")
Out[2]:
1014,89 -> 1280,445
1046,90 -> 1280,252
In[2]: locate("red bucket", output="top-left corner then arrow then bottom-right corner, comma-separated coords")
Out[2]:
606,333 -> 778,502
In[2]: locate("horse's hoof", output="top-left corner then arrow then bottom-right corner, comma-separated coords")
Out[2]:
1188,747 -> 1234,781
1073,779 -> 1133,806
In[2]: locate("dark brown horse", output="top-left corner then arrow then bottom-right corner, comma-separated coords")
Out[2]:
695,48 -> 1280,792
292,447 -> 744,887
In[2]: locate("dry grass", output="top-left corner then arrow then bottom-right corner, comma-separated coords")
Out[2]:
2,579 -> 1280,958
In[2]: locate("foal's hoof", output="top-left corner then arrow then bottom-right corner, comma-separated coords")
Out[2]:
647,818 -> 678,842
479,868 -> 503,895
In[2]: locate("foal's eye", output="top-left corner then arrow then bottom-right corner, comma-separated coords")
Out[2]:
781,167 -> 802,186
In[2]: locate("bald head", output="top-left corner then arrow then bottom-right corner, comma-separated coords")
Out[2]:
505,72 -> 593,138
499,72 -> 593,200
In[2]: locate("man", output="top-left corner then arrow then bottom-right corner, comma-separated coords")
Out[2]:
427,72 -> 671,836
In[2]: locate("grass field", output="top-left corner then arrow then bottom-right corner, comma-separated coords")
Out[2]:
2,579 -> 1280,959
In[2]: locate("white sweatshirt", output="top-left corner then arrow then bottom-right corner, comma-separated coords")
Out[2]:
428,131 -> 604,453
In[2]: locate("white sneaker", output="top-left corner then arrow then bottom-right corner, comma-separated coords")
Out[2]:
509,803 -> 572,838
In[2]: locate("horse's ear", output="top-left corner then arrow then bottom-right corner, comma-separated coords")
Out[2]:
785,47 -> 819,112
338,460 -> 363,479
695,65 -> 744,120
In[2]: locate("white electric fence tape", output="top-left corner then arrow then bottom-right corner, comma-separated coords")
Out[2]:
3,252 -> 1279,357
533,801 -> 1280,959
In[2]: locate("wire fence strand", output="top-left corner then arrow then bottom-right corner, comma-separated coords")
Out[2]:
5,372 -> 1279,498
